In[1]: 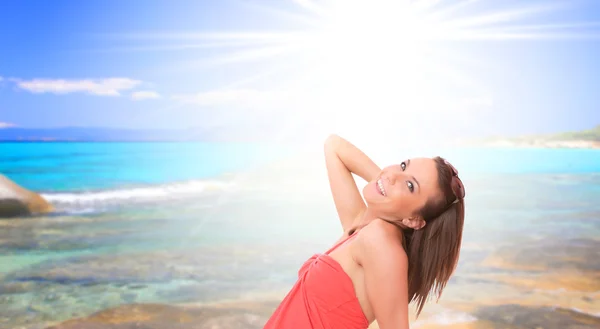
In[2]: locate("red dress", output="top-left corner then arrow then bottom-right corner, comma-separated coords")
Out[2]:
263,232 -> 369,329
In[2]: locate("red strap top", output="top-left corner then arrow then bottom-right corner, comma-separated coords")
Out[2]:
263,232 -> 369,329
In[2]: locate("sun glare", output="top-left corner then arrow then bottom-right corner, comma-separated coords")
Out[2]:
134,0 -> 599,146
312,1 -> 434,79
320,1 -> 435,46
288,1 -> 456,144
158,0 -> 600,238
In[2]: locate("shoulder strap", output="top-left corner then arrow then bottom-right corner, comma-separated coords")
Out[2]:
324,230 -> 359,255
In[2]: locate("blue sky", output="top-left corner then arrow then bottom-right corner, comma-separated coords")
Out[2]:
1,0 -> 600,140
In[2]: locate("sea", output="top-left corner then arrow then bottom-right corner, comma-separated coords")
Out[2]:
1,142 -> 599,329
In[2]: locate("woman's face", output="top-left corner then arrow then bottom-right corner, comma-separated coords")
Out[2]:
363,157 -> 442,222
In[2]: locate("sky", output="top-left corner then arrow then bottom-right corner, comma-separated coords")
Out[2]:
1,0 -> 600,142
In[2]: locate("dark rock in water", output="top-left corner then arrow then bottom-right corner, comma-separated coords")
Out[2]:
0,281 -> 35,294
0,199 -> 31,217
0,174 -> 54,218
46,302 -> 278,329
474,304 -> 600,329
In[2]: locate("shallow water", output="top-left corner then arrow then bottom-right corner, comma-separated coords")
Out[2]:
1,143 -> 600,328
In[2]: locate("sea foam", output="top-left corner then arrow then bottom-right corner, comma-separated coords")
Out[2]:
42,179 -> 236,212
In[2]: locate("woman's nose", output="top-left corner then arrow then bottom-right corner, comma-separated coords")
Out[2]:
389,171 -> 406,185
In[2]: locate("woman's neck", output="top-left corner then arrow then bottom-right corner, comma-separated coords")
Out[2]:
360,207 -> 379,226
352,207 -> 411,233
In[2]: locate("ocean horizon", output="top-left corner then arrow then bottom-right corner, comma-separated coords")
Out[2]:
1,141 -> 600,329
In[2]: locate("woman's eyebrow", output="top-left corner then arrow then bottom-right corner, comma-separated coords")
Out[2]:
406,159 -> 420,191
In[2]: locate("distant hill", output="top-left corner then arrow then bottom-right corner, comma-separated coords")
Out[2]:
541,125 -> 600,142
475,125 -> 600,149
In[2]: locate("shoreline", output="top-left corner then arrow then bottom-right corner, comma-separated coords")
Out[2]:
461,139 -> 600,149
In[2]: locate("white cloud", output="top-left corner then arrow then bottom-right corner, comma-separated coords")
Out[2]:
0,122 -> 16,128
172,89 -> 285,107
131,90 -> 161,100
16,78 -> 141,96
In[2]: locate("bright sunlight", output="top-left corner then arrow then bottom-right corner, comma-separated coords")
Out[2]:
133,0 -> 595,146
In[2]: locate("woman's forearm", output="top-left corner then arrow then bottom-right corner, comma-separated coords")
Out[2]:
325,134 -> 381,182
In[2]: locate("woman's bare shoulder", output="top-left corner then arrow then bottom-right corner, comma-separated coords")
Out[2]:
353,219 -> 407,265
354,219 -> 411,329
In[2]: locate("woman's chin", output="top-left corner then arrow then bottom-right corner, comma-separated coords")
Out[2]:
363,182 -> 382,200
362,188 -> 377,203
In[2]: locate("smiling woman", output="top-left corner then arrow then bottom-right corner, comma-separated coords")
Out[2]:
263,134 -> 466,329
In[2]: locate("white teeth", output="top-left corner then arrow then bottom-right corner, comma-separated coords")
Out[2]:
377,179 -> 386,196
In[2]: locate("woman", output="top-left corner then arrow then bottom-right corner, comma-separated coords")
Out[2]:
263,134 -> 466,329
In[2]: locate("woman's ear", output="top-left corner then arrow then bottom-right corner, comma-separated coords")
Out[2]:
402,216 -> 426,230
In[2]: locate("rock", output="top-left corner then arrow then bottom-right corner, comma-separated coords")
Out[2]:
483,238 -> 600,272
474,304 -> 600,329
46,302 -> 279,329
0,281 -> 35,294
482,238 -> 600,292
489,272 -> 600,292
0,174 -> 54,218
393,304 -> 600,329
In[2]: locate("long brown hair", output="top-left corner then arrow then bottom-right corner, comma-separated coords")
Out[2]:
405,156 -> 465,317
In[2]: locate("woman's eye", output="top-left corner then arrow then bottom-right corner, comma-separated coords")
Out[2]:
407,181 -> 414,192
400,162 -> 406,171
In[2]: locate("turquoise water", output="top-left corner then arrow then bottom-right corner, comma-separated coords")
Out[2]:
1,142 -> 600,328
1,142 -> 600,254
3,143 -> 600,193
0,142 -> 291,192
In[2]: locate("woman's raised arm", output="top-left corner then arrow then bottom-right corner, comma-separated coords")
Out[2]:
324,134 -> 381,235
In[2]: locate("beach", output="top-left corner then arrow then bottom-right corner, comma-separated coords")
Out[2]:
1,142 -> 600,329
